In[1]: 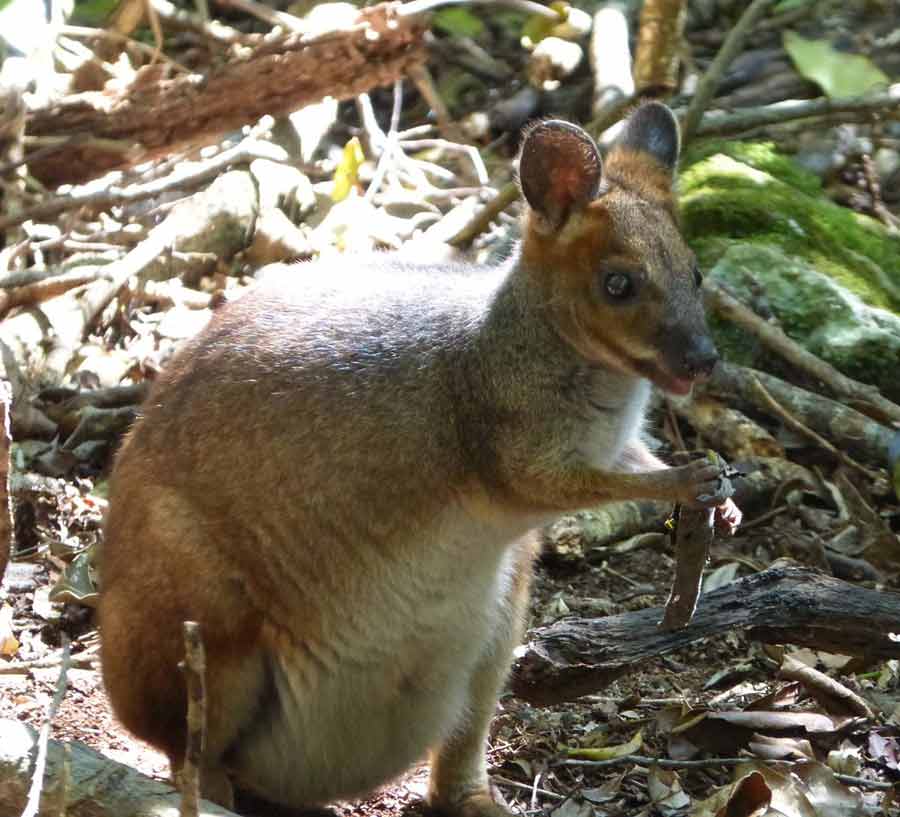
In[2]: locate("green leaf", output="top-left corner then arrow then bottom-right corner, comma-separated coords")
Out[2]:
432,7 -> 484,38
71,0 -> 120,26
521,1 -> 567,47
783,32 -> 888,99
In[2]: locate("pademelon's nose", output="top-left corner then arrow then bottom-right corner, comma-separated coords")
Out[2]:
683,334 -> 719,379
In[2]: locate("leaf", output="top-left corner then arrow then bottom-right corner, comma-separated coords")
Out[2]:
331,137 -> 364,203
432,7 -> 484,38
566,728 -> 642,760
49,551 -> 99,607
521,1 -> 567,47
0,603 -> 19,657
783,32 -> 889,99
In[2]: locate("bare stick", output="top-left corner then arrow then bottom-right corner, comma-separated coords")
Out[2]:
705,281 -> 900,425
690,87 -> 900,138
448,181 -> 519,249
706,363 -> 895,469
407,63 -> 460,143
365,81 -> 404,203
21,637 -> 71,817
0,267 -> 109,317
681,0 -> 778,146
0,138 -> 285,234
749,376 -> 881,481
180,621 -> 207,817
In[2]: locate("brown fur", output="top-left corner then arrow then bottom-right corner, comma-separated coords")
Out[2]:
99,103 -> 731,816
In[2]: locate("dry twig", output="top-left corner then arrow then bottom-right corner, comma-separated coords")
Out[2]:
20,638 -> 71,817
748,376 -> 882,482
448,181 -> 518,249
0,138 -> 285,233
179,622 -> 207,817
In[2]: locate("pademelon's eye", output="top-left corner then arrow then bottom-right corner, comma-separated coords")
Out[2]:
604,271 -> 633,299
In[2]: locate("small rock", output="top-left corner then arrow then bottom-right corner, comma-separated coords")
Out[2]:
250,158 -> 316,220
245,207 -> 314,266
527,37 -> 583,91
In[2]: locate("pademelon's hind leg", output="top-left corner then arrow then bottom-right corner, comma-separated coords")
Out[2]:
428,537 -> 537,817
100,490 -> 268,808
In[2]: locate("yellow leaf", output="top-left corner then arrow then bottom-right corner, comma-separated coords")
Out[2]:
566,729 -> 643,760
332,137 -> 364,203
0,604 -> 19,657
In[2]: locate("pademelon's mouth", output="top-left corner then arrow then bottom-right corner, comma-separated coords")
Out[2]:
633,357 -> 696,396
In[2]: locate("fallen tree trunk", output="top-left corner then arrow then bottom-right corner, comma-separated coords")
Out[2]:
26,2 -> 427,186
0,719 -> 238,817
511,564 -> 900,705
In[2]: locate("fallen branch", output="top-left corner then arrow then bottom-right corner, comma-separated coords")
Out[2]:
690,86 -> 900,138
705,363 -> 896,469
448,181 -> 518,249
0,267 -> 109,317
511,564 -> 900,705
25,2 -> 428,186
748,377 -> 880,481
0,719 -> 239,817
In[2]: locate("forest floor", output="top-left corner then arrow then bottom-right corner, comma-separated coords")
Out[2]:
1,462 -> 896,816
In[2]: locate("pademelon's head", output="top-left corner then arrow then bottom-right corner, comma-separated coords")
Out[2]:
517,102 -> 717,396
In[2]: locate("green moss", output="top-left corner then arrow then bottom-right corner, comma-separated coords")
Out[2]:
679,153 -> 900,313
680,139 -> 822,196
704,242 -> 900,401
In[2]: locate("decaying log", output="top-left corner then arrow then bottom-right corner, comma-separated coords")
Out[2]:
26,3 -> 427,186
511,564 -> 900,705
673,395 -> 783,461
706,363 -> 896,468
0,719 -> 237,817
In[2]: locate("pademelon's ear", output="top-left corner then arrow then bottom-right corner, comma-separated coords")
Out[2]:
518,120 -> 602,230
614,101 -> 680,172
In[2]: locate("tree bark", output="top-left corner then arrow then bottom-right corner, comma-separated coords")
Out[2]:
511,564 -> 900,705
26,2 -> 427,186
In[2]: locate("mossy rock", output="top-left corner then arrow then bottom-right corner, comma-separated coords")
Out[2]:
678,144 -> 900,399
